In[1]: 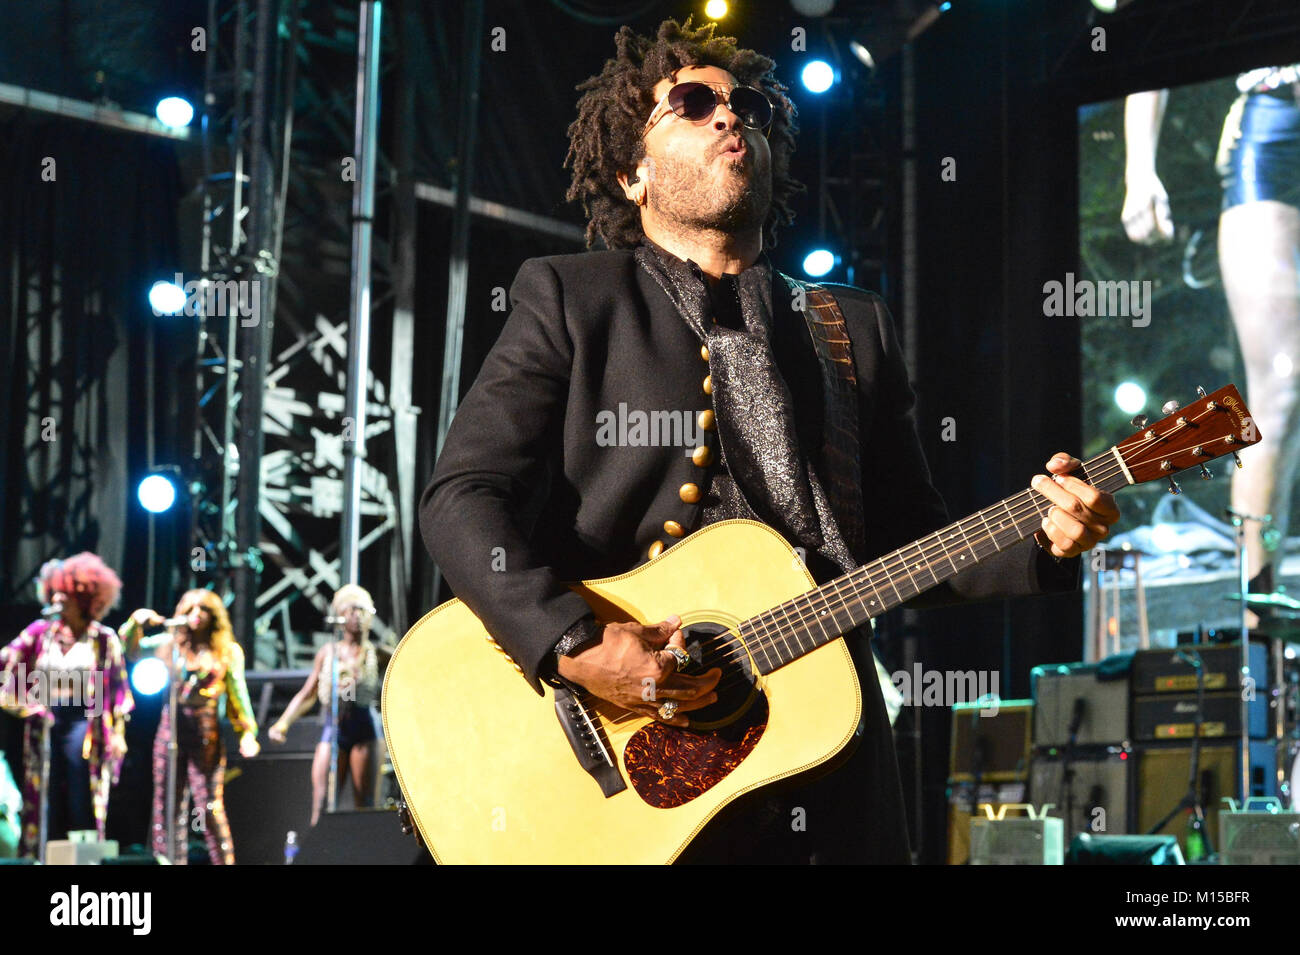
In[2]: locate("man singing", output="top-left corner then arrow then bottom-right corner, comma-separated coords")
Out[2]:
420,18 -> 1118,863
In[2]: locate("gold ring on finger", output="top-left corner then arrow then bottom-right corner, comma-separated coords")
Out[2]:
657,700 -> 679,720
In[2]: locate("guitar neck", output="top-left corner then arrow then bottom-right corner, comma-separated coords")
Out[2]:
740,449 -> 1131,675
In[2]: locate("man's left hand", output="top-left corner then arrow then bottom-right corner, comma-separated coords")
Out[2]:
1031,453 -> 1121,559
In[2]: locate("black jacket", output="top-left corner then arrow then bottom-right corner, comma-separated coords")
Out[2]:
419,250 -> 1077,692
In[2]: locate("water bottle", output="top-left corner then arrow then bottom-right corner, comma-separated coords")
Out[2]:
283,830 -> 298,865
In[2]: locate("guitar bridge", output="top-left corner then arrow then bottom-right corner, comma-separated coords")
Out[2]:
553,684 -> 626,798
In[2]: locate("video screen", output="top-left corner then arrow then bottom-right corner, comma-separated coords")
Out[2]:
1078,66 -> 1300,657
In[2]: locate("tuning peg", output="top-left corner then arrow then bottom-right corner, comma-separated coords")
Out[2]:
1233,452 -> 1243,469
1196,385 -> 1207,397
1161,400 -> 1179,415
1131,414 -> 1148,430
1167,476 -> 1181,494
1199,465 -> 1212,480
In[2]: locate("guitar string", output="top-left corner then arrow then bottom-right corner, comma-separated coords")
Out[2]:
696,412 -> 1222,678
577,410 -> 1234,722
668,416 -> 1226,695
589,460 -> 1133,721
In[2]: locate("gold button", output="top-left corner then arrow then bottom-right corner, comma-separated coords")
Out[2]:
700,345 -> 710,361
679,483 -> 701,504
648,540 -> 664,559
697,409 -> 715,431
664,520 -> 685,538
692,445 -> 713,468
702,375 -> 713,395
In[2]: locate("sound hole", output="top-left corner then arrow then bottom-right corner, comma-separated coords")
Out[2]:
680,621 -> 758,729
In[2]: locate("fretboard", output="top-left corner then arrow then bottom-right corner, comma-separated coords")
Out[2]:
739,449 -> 1130,675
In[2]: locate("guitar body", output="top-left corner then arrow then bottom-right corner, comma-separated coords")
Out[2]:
382,519 -> 863,864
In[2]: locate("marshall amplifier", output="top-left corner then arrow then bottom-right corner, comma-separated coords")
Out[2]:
1133,691 -> 1270,741
1132,641 -> 1270,695
1032,661 -> 1130,747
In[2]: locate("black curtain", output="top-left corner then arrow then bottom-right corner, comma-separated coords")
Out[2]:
0,112 -> 186,619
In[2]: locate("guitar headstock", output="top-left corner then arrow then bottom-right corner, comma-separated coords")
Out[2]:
1115,384 -> 1260,488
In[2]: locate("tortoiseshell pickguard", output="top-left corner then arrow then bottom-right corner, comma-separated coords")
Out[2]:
622,695 -> 768,808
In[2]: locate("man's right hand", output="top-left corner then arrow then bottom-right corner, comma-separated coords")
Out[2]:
555,614 -> 720,727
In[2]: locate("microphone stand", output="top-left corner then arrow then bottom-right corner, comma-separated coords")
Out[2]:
326,617 -> 343,815
1227,506 -> 1270,802
37,709 -> 51,864
36,606 -> 61,864
1062,697 -> 1085,846
165,637 -> 182,864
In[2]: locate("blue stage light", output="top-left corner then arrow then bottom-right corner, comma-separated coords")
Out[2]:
148,280 -> 186,316
155,97 -> 194,128
131,657 -> 169,696
137,474 -> 177,513
1114,382 -> 1147,416
803,249 -> 835,277
801,60 -> 835,94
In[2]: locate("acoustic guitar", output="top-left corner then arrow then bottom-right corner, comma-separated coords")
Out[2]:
383,385 -> 1259,863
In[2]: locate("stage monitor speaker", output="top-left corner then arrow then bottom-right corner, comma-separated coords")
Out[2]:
969,811 -> 1064,865
949,701 -> 1033,782
946,780 -> 1026,865
1135,740 -> 1277,859
1219,800 -> 1300,864
1029,749 -> 1130,836
1032,662 -> 1129,747
224,752 -> 315,866
1067,833 -> 1184,865
295,809 -> 432,865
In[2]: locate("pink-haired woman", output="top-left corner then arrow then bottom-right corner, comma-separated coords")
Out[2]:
0,553 -> 133,858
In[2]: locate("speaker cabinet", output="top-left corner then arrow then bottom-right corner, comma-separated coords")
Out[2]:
946,780 -> 1026,865
949,702 -> 1033,782
1032,663 -> 1129,747
1135,741 -> 1277,858
224,752 -> 315,866
295,809 -> 431,865
1030,749 -> 1130,836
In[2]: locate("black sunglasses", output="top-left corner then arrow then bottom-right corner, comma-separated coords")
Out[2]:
643,82 -> 774,134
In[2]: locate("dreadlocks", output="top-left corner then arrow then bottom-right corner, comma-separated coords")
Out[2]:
565,17 -> 803,251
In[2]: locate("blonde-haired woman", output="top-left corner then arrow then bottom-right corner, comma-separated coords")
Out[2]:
269,584 -> 389,826
121,588 -> 259,864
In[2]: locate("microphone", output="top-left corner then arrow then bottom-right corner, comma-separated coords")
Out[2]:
40,603 -> 64,619
161,615 -> 192,628
1068,697 -> 1086,738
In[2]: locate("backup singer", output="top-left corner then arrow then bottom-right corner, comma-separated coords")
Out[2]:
0,554 -> 133,858
269,584 -> 389,825
121,589 -> 259,864
420,18 -> 1119,862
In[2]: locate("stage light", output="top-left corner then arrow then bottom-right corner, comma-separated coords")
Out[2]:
803,249 -> 836,277
1091,0 -> 1138,12
131,658 -> 169,696
1113,382 -> 1146,416
137,473 -> 177,513
155,96 -> 194,129
849,40 -> 876,71
704,0 -> 728,20
801,60 -> 835,94
790,0 -> 836,14
148,280 -> 186,316
1274,353 -> 1293,378
1150,523 -> 1180,553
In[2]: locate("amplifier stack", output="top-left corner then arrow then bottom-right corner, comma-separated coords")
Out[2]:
947,638 -> 1285,862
